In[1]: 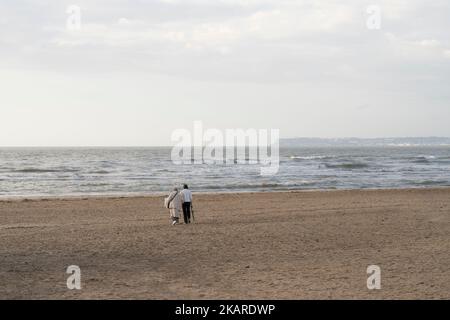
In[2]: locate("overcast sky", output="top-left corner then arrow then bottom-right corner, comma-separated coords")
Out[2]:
1,0 -> 449,146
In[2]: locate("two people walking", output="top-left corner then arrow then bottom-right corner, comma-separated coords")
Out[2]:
165,184 -> 193,226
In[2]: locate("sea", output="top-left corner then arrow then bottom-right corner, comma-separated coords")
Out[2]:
0,146 -> 449,198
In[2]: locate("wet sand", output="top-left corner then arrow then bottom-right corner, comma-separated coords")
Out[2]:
0,188 -> 449,299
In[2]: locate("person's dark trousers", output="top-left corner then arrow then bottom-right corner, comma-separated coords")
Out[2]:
182,202 -> 191,224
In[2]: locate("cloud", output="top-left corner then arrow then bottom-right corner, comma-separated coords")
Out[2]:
0,0 -> 443,88
385,32 -> 450,62
0,1 -> 449,86
444,50 -> 450,59
49,2 -> 358,51
1,0 -> 450,145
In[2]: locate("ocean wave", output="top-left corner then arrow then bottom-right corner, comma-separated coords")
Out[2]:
324,163 -> 369,169
13,168 -> 79,173
78,183 -> 111,187
289,155 -> 333,161
87,170 -> 110,174
412,159 -> 429,164
199,181 -> 317,190
415,180 -> 450,186
409,155 -> 437,163
1,147 -> 450,196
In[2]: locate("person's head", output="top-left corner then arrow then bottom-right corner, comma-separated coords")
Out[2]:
183,184 -> 189,189
173,187 -> 178,192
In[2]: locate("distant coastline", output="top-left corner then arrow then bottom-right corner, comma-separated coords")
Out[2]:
281,137 -> 450,147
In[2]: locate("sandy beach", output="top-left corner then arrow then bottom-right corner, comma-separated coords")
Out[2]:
0,188 -> 449,299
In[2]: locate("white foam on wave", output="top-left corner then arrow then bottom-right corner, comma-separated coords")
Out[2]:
289,155 -> 332,160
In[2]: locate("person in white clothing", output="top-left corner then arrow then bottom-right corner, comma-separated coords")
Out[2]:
165,187 -> 183,225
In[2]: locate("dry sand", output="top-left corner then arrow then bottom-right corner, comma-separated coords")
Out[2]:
0,188 -> 449,299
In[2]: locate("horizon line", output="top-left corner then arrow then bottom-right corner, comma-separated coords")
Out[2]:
1,136 -> 450,148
